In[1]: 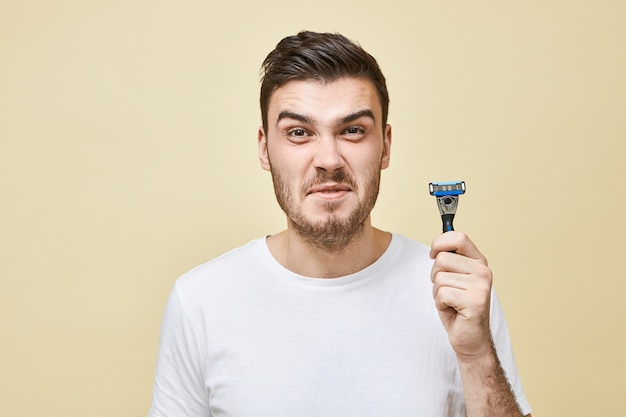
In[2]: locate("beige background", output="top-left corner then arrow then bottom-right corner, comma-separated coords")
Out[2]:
1,0 -> 625,415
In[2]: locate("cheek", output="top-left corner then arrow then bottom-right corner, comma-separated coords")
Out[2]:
271,149 -> 314,179
353,159 -> 383,192
353,152 -> 384,175
269,157 -> 307,195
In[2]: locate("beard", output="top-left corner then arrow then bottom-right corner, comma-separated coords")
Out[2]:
269,162 -> 382,251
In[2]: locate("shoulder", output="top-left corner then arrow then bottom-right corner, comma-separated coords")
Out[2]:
173,237 -> 270,299
373,234 -> 435,287
184,238 -> 262,274
389,233 -> 433,263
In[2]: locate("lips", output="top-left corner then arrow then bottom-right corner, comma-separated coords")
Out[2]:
306,183 -> 352,196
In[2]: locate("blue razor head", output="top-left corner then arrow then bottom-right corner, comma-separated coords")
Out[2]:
429,181 -> 466,197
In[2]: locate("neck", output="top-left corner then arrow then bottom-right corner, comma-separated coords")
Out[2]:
266,219 -> 392,278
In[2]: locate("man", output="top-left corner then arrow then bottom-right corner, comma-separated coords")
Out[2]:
148,31 -> 532,417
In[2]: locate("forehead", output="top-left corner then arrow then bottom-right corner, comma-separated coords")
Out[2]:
267,77 -> 382,124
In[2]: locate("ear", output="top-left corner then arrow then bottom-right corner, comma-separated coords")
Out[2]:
381,124 -> 392,169
258,126 -> 271,171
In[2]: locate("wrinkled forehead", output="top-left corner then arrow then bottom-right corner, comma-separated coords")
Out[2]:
267,77 -> 383,127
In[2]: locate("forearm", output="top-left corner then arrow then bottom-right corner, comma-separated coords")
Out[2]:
458,343 -> 524,417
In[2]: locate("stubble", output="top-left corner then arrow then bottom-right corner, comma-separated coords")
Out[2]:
269,163 -> 382,252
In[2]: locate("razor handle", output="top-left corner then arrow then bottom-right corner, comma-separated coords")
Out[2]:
441,213 -> 455,233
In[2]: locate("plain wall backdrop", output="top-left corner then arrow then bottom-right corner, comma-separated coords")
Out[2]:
1,0 -> 625,415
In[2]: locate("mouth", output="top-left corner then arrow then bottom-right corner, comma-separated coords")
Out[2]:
306,183 -> 352,199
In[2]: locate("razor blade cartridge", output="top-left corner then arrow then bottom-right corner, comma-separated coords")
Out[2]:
429,181 -> 466,197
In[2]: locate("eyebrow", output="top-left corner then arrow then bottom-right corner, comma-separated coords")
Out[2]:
276,111 -> 315,125
276,109 -> 376,126
340,109 -> 376,125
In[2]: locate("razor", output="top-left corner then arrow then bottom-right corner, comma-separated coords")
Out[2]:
429,181 -> 466,233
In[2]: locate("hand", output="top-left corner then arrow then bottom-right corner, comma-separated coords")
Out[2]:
430,231 -> 494,361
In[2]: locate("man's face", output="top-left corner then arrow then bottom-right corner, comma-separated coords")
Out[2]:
258,77 -> 392,250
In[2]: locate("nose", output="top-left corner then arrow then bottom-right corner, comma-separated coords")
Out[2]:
313,136 -> 345,173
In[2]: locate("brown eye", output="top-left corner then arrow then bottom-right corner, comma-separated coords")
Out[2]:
286,128 -> 311,143
343,126 -> 366,140
291,129 -> 306,137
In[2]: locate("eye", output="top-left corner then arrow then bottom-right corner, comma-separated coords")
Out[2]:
342,126 -> 366,140
286,127 -> 312,143
289,128 -> 308,137
345,126 -> 364,134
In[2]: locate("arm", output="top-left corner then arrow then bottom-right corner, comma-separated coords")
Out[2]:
148,285 -> 210,417
456,339 -> 529,416
430,232 -> 529,417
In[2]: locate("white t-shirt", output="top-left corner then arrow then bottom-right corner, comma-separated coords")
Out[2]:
149,234 -> 531,416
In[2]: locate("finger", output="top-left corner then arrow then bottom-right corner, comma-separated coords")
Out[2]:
430,231 -> 487,264
433,277 -> 492,317
431,251 -> 484,278
432,271 -> 472,291
433,285 -> 466,313
433,282 -> 491,317
430,261 -> 493,292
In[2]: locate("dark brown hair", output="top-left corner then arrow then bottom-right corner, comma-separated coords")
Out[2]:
260,31 -> 389,131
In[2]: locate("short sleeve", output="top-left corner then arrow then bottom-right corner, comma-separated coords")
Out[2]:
148,284 -> 210,417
